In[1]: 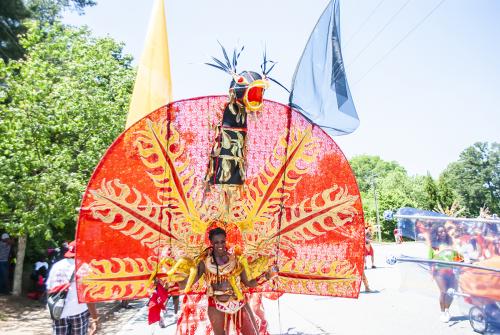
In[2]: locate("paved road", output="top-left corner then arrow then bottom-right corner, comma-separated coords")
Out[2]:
114,242 -> 496,334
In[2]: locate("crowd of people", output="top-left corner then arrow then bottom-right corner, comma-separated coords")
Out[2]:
425,219 -> 499,323
425,219 -> 499,264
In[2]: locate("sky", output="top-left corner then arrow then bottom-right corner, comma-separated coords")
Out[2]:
63,0 -> 500,178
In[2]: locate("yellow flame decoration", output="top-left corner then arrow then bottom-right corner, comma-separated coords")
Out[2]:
81,257 -> 157,300
241,185 -> 358,259
276,185 -> 359,244
278,276 -> 356,296
89,179 -> 175,249
280,259 -> 356,278
135,119 -> 205,233
276,259 -> 358,296
239,126 -> 319,232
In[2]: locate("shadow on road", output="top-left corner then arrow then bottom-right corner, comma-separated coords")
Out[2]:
0,294 -> 51,334
360,289 -> 382,294
272,327 -> 329,335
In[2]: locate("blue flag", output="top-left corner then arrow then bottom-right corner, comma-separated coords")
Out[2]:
290,0 -> 359,136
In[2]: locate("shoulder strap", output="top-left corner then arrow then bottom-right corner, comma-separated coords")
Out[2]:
69,270 -> 75,283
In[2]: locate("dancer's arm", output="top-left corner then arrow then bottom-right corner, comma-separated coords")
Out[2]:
240,266 -> 278,288
178,261 -> 205,290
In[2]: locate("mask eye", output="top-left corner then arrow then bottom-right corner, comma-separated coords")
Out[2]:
237,76 -> 249,85
233,75 -> 249,86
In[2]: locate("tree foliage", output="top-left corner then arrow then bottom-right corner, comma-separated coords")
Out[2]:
0,20 -> 135,252
0,0 -> 31,61
0,0 -> 95,62
350,156 -> 421,239
350,145 -> 499,240
349,155 -> 406,193
441,142 -> 500,216
27,0 -> 96,24
350,155 -> 462,240
421,173 -> 457,212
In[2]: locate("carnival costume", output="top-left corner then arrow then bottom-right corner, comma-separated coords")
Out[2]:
75,1 -> 365,334
150,243 -> 273,334
204,252 -> 247,314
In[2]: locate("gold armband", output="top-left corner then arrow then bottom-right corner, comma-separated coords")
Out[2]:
228,275 -> 244,301
237,255 -> 252,280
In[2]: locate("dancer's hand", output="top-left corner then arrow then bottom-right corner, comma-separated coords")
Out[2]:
266,265 -> 279,280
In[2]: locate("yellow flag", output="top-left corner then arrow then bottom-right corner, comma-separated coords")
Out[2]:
125,0 -> 172,129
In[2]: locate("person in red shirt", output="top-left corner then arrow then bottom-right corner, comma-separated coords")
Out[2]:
393,228 -> 402,244
364,228 -> 375,269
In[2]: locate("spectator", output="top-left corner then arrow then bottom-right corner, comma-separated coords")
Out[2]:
48,248 -> 63,267
429,224 -> 463,323
364,228 -> 375,269
46,241 -> 99,335
0,233 -> 14,294
28,259 -> 49,301
393,227 -> 402,244
482,221 -> 499,258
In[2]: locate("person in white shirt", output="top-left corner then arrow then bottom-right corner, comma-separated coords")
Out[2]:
46,241 -> 98,335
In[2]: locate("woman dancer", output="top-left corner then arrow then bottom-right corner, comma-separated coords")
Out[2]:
429,224 -> 463,322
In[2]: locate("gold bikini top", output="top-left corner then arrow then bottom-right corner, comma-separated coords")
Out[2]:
204,254 -> 241,276
204,253 -> 244,299
155,249 -> 269,301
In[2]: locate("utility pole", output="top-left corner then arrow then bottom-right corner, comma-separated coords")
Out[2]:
371,175 -> 381,242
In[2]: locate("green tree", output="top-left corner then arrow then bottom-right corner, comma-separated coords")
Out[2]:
0,0 -> 31,61
350,155 -> 425,240
374,171 -> 428,239
349,155 -> 406,193
0,20 -> 135,294
441,142 -> 500,216
0,0 -> 95,62
27,0 -> 96,24
422,174 -> 439,210
436,175 -> 458,210
421,173 -> 460,212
